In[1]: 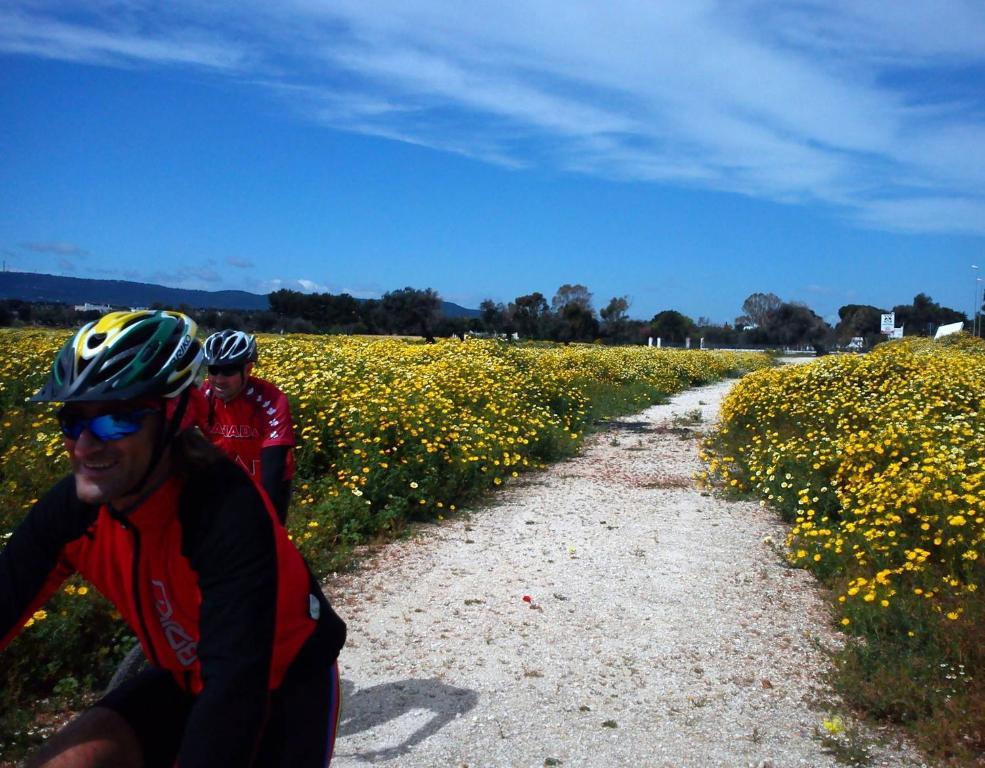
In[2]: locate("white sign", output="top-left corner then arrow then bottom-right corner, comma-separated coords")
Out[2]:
890,327 -> 904,339
880,313 -> 895,334
934,321 -> 964,340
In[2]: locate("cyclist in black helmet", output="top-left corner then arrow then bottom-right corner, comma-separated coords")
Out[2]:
0,310 -> 346,767
200,329 -> 296,524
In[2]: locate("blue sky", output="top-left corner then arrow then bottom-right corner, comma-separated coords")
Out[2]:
1,1 -> 984,324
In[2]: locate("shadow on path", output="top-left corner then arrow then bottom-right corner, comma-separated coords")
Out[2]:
337,677 -> 479,762
594,418 -> 654,434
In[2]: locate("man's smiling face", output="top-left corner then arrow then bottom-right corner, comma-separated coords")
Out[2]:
208,362 -> 253,402
61,402 -> 163,507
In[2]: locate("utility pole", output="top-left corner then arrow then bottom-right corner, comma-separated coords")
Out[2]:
973,265 -> 980,337
977,278 -> 981,338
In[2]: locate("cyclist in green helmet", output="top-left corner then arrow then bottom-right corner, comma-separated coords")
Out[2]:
0,310 -> 346,767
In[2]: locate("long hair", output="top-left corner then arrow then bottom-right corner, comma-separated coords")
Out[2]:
171,427 -> 223,477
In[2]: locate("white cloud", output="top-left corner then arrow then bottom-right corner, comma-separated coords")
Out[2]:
296,278 -> 326,292
0,5 -> 247,70
853,196 -> 985,235
4,0 -> 984,234
260,277 -> 331,294
758,0 -> 985,63
258,277 -> 383,298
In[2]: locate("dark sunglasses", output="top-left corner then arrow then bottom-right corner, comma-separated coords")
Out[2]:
58,408 -> 158,441
207,365 -> 243,377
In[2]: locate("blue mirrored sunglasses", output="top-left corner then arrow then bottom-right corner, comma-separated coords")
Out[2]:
58,408 -> 159,441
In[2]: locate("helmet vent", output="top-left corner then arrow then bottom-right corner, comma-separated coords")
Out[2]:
138,342 -> 162,364
99,352 -> 134,382
31,310 -> 203,403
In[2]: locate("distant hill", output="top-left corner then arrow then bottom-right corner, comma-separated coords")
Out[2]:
0,271 -> 480,318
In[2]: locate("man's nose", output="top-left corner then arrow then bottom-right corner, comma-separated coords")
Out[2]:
72,427 -> 105,453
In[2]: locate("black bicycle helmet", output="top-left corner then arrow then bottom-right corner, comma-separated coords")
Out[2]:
33,310 -> 203,403
203,330 -> 257,367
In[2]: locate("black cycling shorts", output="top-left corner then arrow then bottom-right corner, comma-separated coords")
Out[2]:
96,650 -> 341,767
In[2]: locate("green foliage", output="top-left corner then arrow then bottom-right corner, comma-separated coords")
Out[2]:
0,329 -> 771,758
835,304 -> 885,347
703,342 -> 985,764
893,293 -> 967,337
649,309 -> 696,344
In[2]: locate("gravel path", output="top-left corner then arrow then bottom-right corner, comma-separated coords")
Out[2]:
327,377 -> 927,768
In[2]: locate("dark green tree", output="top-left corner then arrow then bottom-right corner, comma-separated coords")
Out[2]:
757,302 -> 830,351
835,304 -> 885,346
551,284 -> 597,342
380,287 -> 442,341
553,303 -> 599,343
698,322 -> 739,347
893,293 -> 967,336
479,299 -> 509,333
600,296 -> 631,342
650,310 -> 697,344
509,292 -> 550,339
737,292 -> 783,329
551,284 -> 593,313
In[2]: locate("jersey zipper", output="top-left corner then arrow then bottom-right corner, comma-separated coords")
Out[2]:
115,514 -> 161,668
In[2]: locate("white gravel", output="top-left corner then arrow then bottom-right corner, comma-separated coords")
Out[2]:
326,377 -> 927,768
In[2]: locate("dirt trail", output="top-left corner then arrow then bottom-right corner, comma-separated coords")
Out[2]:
328,377 -> 925,767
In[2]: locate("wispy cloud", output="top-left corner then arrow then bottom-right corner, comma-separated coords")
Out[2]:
4,1 -> 984,233
257,277 -> 383,298
0,5 -> 247,70
853,196 -> 985,235
227,256 -> 255,268
260,277 -> 331,294
20,240 -> 89,256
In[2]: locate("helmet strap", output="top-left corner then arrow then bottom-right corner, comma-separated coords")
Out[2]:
119,388 -> 191,505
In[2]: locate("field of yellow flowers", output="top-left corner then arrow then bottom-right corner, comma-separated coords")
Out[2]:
703,335 -> 985,762
0,327 -> 769,757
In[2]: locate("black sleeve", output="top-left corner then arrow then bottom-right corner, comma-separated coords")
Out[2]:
176,461 -> 279,768
260,445 -> 291,524
1,476 -> 96,649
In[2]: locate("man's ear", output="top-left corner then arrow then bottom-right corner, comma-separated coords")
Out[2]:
244,362 -> 255,378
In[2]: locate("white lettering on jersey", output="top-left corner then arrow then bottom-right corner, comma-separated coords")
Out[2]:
235,455 -> 261,476
209,424 -> 261,439
150,580 -> 198,667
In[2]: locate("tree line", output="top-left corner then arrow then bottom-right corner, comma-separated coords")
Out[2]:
0,287 -> 971,350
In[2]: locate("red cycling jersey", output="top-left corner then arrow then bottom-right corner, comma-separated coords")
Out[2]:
0,459 -> 345,766
200,377 -> 296,481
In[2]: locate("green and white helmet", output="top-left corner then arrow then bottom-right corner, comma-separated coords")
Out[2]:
33,310 -> 203,403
